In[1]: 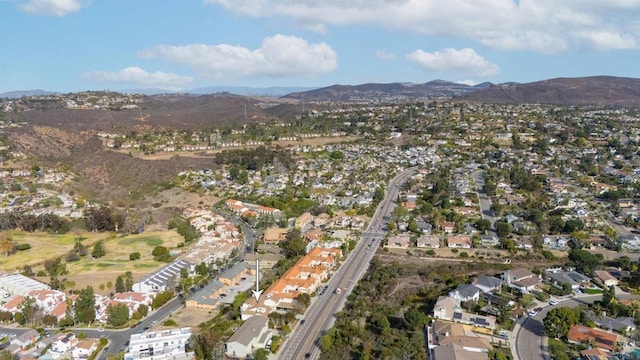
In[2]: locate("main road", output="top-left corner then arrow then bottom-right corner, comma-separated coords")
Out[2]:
278,167 -> 418,360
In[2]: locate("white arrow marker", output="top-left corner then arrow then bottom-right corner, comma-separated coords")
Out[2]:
252,259 -> 263,301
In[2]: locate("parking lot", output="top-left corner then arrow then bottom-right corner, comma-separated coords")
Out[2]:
218,276 -> 255,304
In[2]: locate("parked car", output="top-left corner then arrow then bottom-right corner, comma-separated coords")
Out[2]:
528,310 -> 538,317
549,300 -> 558,306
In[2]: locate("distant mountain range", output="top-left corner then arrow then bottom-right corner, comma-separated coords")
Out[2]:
458,76 -> 640,107
0,86 -> 317,98
3,76 -> 640,106
280,80 -> 492,102
0,89 -> 60,98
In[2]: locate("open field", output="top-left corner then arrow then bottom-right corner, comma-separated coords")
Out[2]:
0,229 -> 186,294
0,231 -> 111,271
64,230 -> 185,293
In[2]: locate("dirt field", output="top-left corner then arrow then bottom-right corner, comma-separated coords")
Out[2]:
167,307 -> 218,328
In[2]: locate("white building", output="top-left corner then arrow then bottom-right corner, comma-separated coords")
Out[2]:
124,327 -> 193,360
133,260 -> 192,293
0,274 -> 50,296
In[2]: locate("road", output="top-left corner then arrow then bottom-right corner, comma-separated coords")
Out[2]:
473,170 -> 499,230
98,296 -> 185,359
515,295 -> 603,360
278,167 -> 418,360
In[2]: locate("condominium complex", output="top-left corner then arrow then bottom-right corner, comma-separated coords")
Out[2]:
124,328 -> 193,360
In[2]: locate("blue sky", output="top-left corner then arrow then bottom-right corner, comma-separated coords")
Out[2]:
1,0 -> 639,93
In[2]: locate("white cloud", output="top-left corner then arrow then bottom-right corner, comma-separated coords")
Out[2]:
406,48 -> 500,77
18,0 -> 88,16
137,34 -> 338,79
205,0 -> 640,52
80,67 -> 193,89
571,30 -> 638,50
375,50 -> 395,60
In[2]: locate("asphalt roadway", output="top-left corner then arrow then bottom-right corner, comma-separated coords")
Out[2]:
515,294 -> 605,360
278,167 -> 418,360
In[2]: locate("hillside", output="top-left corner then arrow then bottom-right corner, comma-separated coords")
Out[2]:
4,93 -> 275,132
458,76 -> 640,107
281,80 -> 489,102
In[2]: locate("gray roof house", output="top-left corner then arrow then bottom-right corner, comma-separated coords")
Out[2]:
417,235 -> 441,248
503,268 -> 541,293
472,275 -> 503,293
584,310 -> 636,334
225,315 -> 271,359
545,270 -> 590,290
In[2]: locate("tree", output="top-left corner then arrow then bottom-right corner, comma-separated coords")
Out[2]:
92,241 -> 105,258
0,349 -> 15,360
75,286 -> 96,324
568,248 -> 602,273
106,303 -> 129,327
475,218 -> 491,233
281,229 -> 306,257
137,304 -> 148,317
43,314 -> 58,327
115,275 -> 125,293
496,221 -> 512,238
0,232 -> 13,257
403,307 -> 429,331
519,294 -> 535,310
602,285 -> 616,306
543,307 -> 580,339
296,293 -> 311,312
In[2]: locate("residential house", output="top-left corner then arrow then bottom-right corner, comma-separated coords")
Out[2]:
417,235 -> 441,248
593,270 -> 619,287
447,236 -> 472,249
472,276 -> 503,294
11,329 -> 40,350
584,310 -> 636,334
448,285 -> 482,302
50,333 -> 78,354
219,263 -> 255,287
386,235 -> 412,249
503,268 -> 541,293
545,270 -> 590,290
430,320 -> 493,352
567,325 -> 618,352
442,221 -> 456,234
72,339 -> 98,360
186,280 -> 225,311
225,315 -> 271,359
432,344 -> 490,360
1,295 -> 24,314
295,212 -> 314,230
433,296 -> 459,320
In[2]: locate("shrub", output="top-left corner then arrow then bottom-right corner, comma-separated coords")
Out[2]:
163,319 -> 178,326
16,243 -> 31,251
451,248 -> 459,253
460,252 -> 469,258
425,249 -> 436,256
129,252 -> 141,260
